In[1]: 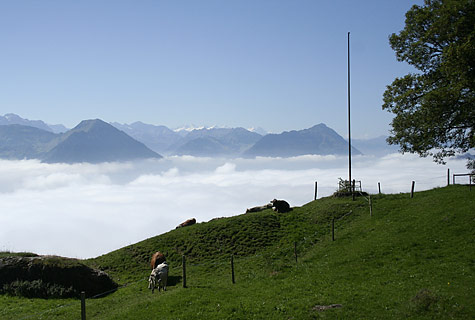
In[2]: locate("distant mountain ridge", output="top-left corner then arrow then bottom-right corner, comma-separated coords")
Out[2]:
111,122 -> 182,155
43,119 -> 161,163
0,113 -> 68,133
0,114 -> 404,162
0,125 -> 58,159
171,127 -> 262,157
243,123 -> 361,157
351,136 -> 399,156
0,118 -> 161,163
111,122 -> 263,156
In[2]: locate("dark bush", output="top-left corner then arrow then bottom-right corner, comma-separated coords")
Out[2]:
0,256 -> 117,299
2,279 -> 76,298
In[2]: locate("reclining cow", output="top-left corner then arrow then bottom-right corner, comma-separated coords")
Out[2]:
148,262 -> 169,293
176,218 -> 196,229
271,199 -> 291,213
246,203 -> 272,213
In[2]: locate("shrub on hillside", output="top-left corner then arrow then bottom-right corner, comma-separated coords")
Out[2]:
1,279 -> 76,298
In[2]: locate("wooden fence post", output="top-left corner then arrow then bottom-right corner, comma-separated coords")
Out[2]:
352,179 -> 356,201
378,182 -> 381,195
231,254 -> 235,284
81,291 -> 86,320
182,255 -> 187,288
314,181 -> 318,200
332,218 -> 335,241
369,195 -> 373,217
447,168 -> 450,186
294,242 -> 298,264
411,181 -> 415,198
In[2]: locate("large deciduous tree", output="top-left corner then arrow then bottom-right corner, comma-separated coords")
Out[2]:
383,0 -> 474,169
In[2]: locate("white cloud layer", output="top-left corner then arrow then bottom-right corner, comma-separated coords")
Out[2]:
0,154 -> 469,258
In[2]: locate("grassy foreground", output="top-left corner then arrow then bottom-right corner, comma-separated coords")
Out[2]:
1,185 -> 474,319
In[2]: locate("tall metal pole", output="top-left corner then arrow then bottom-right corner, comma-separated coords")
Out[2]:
347,32 -> 352,185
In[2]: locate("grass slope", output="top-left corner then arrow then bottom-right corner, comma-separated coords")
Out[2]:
0,185 -> 474,319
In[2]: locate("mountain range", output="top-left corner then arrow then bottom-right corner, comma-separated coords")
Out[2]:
0,118 -> 161,163
243,124 -> 361,158
0,113 -> 68,133
351,136 -> 399,156
0,113 -> 399,163
42,119 -> 161,163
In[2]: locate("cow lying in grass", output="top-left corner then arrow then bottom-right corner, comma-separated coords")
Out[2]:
246,203 -> 272,213
246,200 -> 291,213
148,262 -> 169,293
176,218 -> 196,229
271,199 -> 291,213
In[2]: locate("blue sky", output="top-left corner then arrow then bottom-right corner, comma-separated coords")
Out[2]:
0,0 -> 422,138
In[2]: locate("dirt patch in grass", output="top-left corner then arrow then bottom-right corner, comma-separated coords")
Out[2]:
312,304 -> 343,311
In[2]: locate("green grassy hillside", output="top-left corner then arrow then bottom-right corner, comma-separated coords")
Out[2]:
1,185 -> 474,319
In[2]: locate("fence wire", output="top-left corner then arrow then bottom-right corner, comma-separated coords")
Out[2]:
12,170 -> 472,319
314,172 -> 462,199
17,276 -> 149,320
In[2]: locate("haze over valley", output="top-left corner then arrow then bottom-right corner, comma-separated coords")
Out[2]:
0,153 -> 467,258
1,113 -> 469,257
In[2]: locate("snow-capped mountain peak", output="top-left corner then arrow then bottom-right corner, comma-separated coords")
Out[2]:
173,125 -> 222,133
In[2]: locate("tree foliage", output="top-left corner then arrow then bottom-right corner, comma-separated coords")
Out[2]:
383,0 -> 475,165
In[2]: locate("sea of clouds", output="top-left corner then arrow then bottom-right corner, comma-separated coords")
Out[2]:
0,154 -> 468,258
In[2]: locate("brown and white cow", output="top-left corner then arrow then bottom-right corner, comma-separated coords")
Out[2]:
150,251 -> 166,270
148,262 -> 169,293
176,218 -> 196,229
